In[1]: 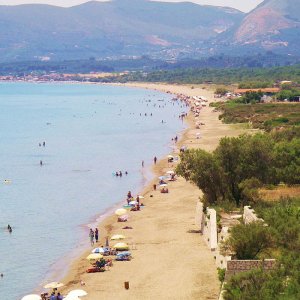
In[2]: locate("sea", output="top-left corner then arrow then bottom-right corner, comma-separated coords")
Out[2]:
0,82 -> 187,299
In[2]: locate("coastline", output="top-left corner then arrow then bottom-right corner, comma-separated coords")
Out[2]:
53,83 -> 247,299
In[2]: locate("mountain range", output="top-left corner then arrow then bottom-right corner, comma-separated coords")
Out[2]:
225,0 -> 300,55
0,0 -> 299,62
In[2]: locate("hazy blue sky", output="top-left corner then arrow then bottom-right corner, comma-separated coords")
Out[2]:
0,0 -> 264,12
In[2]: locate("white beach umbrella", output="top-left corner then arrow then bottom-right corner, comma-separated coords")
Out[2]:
136,195 -> 144,199
92,247 -> 105,254
167,155 -> 174,158
111,234 -> 126,240
129,200 -> 137,205
44,281 -> 64,289
63,296 -> 80,300
166,170 -> 175,175
68,289 -> 88,297
115,208 -> 127,216
21,295 -> 41,300
160,184 -> 168,187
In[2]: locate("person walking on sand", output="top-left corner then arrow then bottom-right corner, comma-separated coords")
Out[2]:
154,156 -> 157,164
95,228 -> 99,243
89,228 -> 94,246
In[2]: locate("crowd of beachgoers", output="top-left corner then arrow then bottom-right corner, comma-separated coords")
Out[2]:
20,90 -> 211,300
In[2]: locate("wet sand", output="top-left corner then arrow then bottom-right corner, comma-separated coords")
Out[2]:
59,83 -> 246,300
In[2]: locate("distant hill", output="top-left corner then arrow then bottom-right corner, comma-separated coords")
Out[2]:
0,0 -> 299,64
228,0 -> 300,54
0,0 -> 243,62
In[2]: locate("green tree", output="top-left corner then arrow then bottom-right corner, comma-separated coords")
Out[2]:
215,87 -> 228,96
176,149 -> 226,205
221,222 -> 272,259
223,269 -> 285,300
273,138 -> 300,184
239,178 -> 262,205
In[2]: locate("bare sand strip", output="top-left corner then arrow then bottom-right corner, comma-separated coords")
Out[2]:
60,83 -> 246,300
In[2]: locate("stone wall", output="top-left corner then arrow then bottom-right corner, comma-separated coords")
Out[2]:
226,259 -> 276,279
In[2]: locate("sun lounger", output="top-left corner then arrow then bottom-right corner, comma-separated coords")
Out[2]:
115,253 -> 131,261
86,267 -> 105,273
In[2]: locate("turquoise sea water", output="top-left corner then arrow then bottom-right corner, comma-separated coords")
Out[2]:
0,82 -> 187,299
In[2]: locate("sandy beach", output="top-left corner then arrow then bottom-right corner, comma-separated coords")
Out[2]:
58,83 -> 246,300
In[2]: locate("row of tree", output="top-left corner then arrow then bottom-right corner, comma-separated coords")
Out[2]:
176,129 -> 300,207
111,64 -> 300,85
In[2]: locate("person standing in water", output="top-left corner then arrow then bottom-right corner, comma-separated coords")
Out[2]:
89,229 -> 94,246
95,228 -> 99,243
142,161 -> 144,167
40,160 -> 43,166
154,156 -> 157,164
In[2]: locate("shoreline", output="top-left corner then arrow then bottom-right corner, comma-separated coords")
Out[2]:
30,83 -> 188,292
42,82 -> 247,299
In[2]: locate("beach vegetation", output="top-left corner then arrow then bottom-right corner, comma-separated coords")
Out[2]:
104,64 -> 300,86
234,91 -> 264,104
223,198 -> 300,300
217,268 -> 226,283
220,222 -> 273,259
215,87 -> 228,96
238,81 -> 272,89
214,102 -> 300,131
176,128 -> 300,207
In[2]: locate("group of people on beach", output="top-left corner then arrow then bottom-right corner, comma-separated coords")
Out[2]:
126,191 -> 144,211
43,291 -> 63,300
89,228 -> 99,246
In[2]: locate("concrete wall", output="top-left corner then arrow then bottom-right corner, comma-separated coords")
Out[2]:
195,201 -> 204,231
202,207 -> 218,251
243,206 -> 264,224
216,227 -> 231,269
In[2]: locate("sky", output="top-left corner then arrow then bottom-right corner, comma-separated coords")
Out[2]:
0,0 -> 264,12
